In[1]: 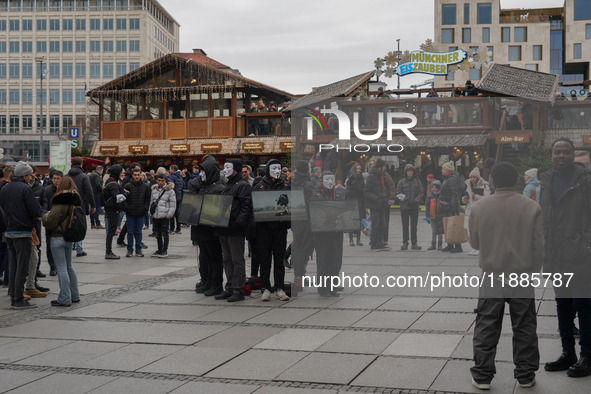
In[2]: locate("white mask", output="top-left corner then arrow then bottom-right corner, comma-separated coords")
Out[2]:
199,170 -> 206,181
222,163 -> 234,178
269,164 -> 282,180
323,175 -> 335,190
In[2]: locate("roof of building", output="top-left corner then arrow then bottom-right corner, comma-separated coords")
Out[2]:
173,50 -> 233,71
477,63 -> 559,104
291,71 -> 375,110
329,133 -> 489,149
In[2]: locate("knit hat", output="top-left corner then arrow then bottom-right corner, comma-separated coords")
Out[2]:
14,161 -> 33,177
525,168 -> 538,179
469,167 -> 481,178
296,160 -> 309,173
375,158 -> 386,168
228,159 -> 243,173
108,164 -> 123,178
313,166 -> 321,173
442,161 -> 454,172
484,158 -> 496,170
432,180 -> 441,189
466,80 -> 472,85
427,174 -> 434,179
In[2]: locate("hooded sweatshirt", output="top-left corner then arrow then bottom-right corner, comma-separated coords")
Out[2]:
192,158 -> 226,241
396,164 -> 424,211
523,177 -> 541,204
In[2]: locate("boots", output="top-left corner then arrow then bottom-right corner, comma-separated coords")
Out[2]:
427,242 -> 436,250
437,242 -> 442,250
227,290 -> 245,302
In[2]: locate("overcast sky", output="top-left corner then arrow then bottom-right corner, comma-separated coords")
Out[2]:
162,0 -> 565,95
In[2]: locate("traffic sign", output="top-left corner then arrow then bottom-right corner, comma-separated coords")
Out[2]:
70,139 -> 79,149
69,127 -> 80,139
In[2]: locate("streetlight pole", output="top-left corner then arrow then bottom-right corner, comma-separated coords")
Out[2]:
396,39 -> 401,90
35,57 -> 46,163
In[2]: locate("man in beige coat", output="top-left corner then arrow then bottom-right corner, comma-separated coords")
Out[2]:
468,161 -> 544,390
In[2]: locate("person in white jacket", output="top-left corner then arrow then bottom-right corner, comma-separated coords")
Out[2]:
149,174 -> 176,258
462,167 -> 490,256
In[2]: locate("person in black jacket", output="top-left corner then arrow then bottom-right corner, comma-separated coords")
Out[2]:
44,170 -> 62,276
215,159 -> 251,303
89,166 -> 104,229
440,161 -> 463,253
363,159 -> 391,252
345,164 -> 366,246
30,165 -> 49,280
116,163 -> 141,246
66,157 -> 95,257
291,161 -> 315,292
396,163 -> 424,250
102,165 -> 126,260
253,159 -> 291,302
123,168 -> 151,257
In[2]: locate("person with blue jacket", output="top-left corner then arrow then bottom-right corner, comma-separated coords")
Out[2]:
522,168 -> 540,204
167,165 -> 185,234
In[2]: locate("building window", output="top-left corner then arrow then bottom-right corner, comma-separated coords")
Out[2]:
49,63 -> 60,78
464,3 -> 469,24
37,41 -> 46,52
23,115 -> 32,130
49,115 -> 60,134
9,89 -> 20,105
129,18 -> 140,29
0,115 -> 5,133
76,63 -> 86,78
63,89 -> 73,104
533,45 -> 542,60
116,63 -> 127,77
129,40 -> 140,52
22,41 -> 32,53
463,28 -> 471,43
0,42 -> 5,53
63,115 -> 73,128
103,63 -> 113,78
49,19 -> 59,31
9,63 -> 19,78
477,3 -> 492,24
22,89 -> 32,104
63,41 -> 73,52
514,27 -> 527,42
442,4 -> 456,25
76,89 -> 86,104
574,43 -> 582,59
49,41 -> 59,53
502,27 -> 510,42
36,90 -> 47,105
9,115 -> 19,134
76,19 -> 86,30
116,40 -> 127,52
63,19 -> 73,30
0,20 -> 5,31
76,41 -> 86,52
9,42 -> 19,53
103,19 -> 113,30
482,27 -> 490,43
90,63 -> 100,78
90,19 -> 100,30
116,18 -> 127,29
90,41 -> 100,52
509,45 -> 521,61
525,64 -> 538,71
0,90 -> 5,104
487,46 -> 494,60
129,62 -> 140,71
37,19 -> 46,31
49,89 -> 60,104
103,41 -> 113,52
22,20 -> 33,31
575,0 -> 591,21
22,63 -> 32,78
63,63 -> 73,78
9,20 -> 19,31
442,28 -> 454,43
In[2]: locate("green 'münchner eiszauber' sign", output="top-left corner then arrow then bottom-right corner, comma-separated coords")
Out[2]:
395,49 -> 467,76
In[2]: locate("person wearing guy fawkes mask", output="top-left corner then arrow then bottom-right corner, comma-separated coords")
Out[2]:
216,159 -> 252,303
311,171 -> 345,297
253,159 -> 291,301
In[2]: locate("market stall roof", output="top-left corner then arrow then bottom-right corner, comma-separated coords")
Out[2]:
291,71 -> 375,110
329,134 -> 490,150
477,63 -> 559,104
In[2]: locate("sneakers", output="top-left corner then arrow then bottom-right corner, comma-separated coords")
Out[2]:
356,241 -> 363,246
441,245 -> 454,252
437,243 -> 443,250
471,378 -> 491,390
151,251 -> 162,258
141,242 -> 148,249
135,250 -> 144,257
24,288 -> 47,298
143,226 -> 149,230
117,242 -> 126,247
427,243 -> 437,250
158,251 -> 168,258
401,244 -> 408,251
450,247 -> 463,253
276,289 -> 290,301
126,250 -> 133,257
49,268 -> 57,276
76,252 -> 87,257
35,284 -> 50,292
261,289 -> 271,301
36,270 -> 46,278
519,378 -> 536,388
204,286 -> 223,297
105,252 -> 120,260
96,225 -> 105,229
214,290 -> 233,300
362,228 -> 369,236
11,300 -> 37,309
411,244 -> 422,250
468,249 -> 479,256
50,300 -> 71,307
148,233 -> 156,237
227,291 -> 245,302
349,240 -> 355,246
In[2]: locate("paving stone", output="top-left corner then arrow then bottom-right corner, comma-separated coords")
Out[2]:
409,312 -> 475,332
86,377 -> 185,394
352,311 -> 422,329
195,326 -> 285,349
430,360 -> 517,393
6,372 -> 117,394
196,306 -> 272,323
514,368 -> 591,393
378,296 -> 439,311
383,333 -> 463,357
206,349 -> 308,381
169,381 -> 260,394
79,343 -> 181,371
15,340 -> 126,367
318,330 -> 399,354
103,304 -> 223,321
57,302 -> 137,318
254,328 -> 341,351
245,307 -> 320,324
77,284 -> 117,295
151,292 -> 207,304
0,338 -> 72,363
429,297 -> 479,312
152,275 -> 202,290
138,346 -> 243,375
328,295 -> 391,310
112,290 -> 173,303
96,274 -> 154,285
276,352 -> 376,384
130,266 -> 186,276
0,369 -> 53,392
296,309 -> 369,327
279,295 -> 341,308
351,356 -> 446,389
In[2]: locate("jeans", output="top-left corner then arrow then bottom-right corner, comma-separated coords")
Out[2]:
51,237 -> 79,304
90,195 -> 102,226
556,297 -> 591,357
144,211 -> 150,227
401,209 -> 419,245
126,215 -> 144,252
25,244 -> 39,290
116,222 -> 128,245
153,218 -> 169,253
7,237 -> 32,303
431,220 -> 442,245
74,241 -> 83,254
45,231 -> 56,270
369,209 -> 385,248
219,234 -> 246,292
105,211 -> 119,254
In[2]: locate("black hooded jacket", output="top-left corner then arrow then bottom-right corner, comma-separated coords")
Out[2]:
440,172 -> 461,216
221,172 -> 252,236
0,176 -> 41,232
253,159 -> 290,229
193,158 -> 227,241
32,177 -> 49,215
363,166 -> 388,210
291,171 -> 315,203
123,178 -> 151,217
66,165 -> 95,214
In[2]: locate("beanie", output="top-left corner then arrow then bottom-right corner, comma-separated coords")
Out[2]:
313,166 -> 321,173
432,180 -> 441,189
469,167 -> 481,178
484,158 -> 496,170
442,161 -> 454,172
427,174 -> 434,179
296,160 -> 309,173
228,159 -> 243,173
525,168 -> 538,179
375,158 -> 386,168
14,161 -> 33,177
108,164 -> 123,179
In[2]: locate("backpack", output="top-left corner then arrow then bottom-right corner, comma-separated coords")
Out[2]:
63,205 -> 87,243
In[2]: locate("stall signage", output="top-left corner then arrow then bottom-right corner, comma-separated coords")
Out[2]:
201,143 -> 223,151
495,133 -> 531,144
279,142 -> 293,150
129,145 -> 149,153
242,142 -> 265,150
100,146 -> 119,155
395,49 -> 467,76
583,135 -> 591,144
170,144 -> 190,153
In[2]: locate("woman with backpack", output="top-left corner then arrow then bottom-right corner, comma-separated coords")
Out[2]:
42,177 -> 80,307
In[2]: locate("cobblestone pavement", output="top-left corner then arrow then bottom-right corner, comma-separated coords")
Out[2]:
0,213 -> 587,393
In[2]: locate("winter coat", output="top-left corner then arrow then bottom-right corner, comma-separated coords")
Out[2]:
462,85 -> 478,96
66,165 -> 94,214
522,177 -> 541,203
252,176 -> 264,189
44,183 -> 57,212
89,171 -> 103,195
439,172 -> 461,217
291,171 -> 315,204
150,182 -> 176,219
192,158 -> 226,241
42,191 -> 81,238
363,166 -> 388,210
345,173 -> 366,220
121,168 -> 132,188
0,176 -> 42,232
322,153 -> 337,174
123,179 -> 151,217
220,172 -> 252,236
384,172 -> 397,201
425,179 -> 435,206
396,164 -> 423,211
426,192 -> 444,235
102,177 -> 125,213
462,177 -> 491,230
168,171 -> 184,202
425,93 -> 439,113
540,163 -> 591,275
32,178 -> 49,215
310,174 -> 321,186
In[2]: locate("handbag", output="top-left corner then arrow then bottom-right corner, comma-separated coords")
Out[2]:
150,189 -> 166,215
443,214 -> 469,244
